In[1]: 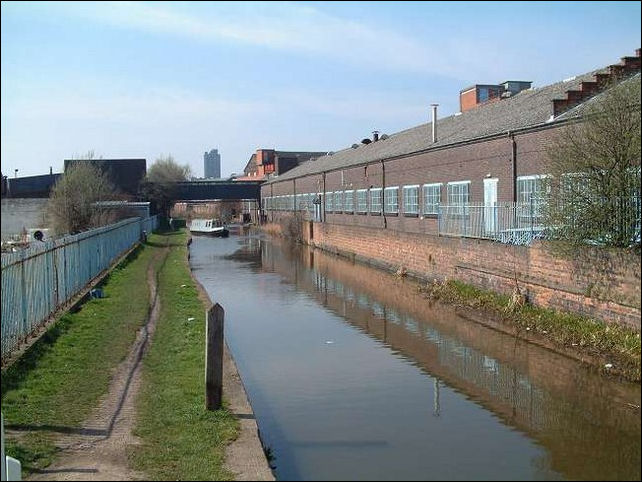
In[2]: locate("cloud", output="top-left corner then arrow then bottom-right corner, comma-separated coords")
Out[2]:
42,1 -> 466,77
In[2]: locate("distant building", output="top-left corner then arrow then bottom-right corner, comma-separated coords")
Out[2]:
204,149 -> 221,179
240,149 -> 327,181
1,171 -> 62,198
64,158 -> 146,197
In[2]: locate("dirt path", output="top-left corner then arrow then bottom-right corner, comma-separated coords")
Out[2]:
28,246 -> 168,481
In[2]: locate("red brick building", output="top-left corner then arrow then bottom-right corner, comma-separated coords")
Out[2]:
259,49 -> 641,328
239,149 -> 327,181
261,50 -> 640,233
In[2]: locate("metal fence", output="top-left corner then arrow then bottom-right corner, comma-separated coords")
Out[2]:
438,202 -> 548,246
438,198 -> 641,246
1,215 -> 158,360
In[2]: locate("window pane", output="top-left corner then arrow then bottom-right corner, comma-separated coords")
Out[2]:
334,191 -> 343,212
344,190 -> 354,212
447,182 -> 470,215
423,184 -> 441,214
385,187 -> 399,213
403,186 -> 419,214
370,188 -> 382,213
357,189 -> 368,213
325,192 -> 333,212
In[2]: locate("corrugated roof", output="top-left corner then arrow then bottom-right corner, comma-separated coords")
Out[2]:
267,68 -> 613,184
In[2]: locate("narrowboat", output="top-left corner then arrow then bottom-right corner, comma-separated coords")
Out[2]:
189,218 -> 230,237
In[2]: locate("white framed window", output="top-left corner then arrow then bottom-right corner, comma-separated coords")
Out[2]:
447,181 -> 470,215
334,191 -> 343,212
370,188 -> 382,214
325,192 -> 333,212
344,190 -> 354,213
517,175 -> 549,216
403,185 -> 419,215
384,186 -> 399,214
356,189 -> 368,213
423,183 -> 441,215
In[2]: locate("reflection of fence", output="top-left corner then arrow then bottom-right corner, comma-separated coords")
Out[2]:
438,202 -> 545,246
1,216 -> 158,361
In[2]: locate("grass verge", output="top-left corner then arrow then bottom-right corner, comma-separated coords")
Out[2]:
420,279 -> 641,381
0,239 -> 157,474
130,230 -> 239,480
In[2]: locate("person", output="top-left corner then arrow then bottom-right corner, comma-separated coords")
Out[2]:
169,217 -> 174,231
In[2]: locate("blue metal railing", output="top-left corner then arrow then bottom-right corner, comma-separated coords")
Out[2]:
1,216 -> 158,360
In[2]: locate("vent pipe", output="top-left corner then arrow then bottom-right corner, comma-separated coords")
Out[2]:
431,104 -> 439,143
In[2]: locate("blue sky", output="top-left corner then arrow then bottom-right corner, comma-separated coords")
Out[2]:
1,1 -> 640,177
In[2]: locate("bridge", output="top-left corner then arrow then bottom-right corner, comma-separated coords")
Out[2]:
169,180 -> 262,202
2,176 -> 263,202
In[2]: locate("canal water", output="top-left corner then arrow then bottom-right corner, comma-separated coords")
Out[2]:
189,231 -> 641,481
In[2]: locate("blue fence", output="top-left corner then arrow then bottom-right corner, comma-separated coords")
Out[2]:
1,216 -> 159,361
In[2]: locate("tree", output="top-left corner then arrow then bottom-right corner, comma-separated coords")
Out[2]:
142,155 -> 191,217
47,162 -> 121,235
543,76 -> 641,249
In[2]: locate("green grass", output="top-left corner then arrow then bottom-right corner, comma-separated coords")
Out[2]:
1,241 -> 157,473
421,279 -> 641,381
130,230 -> 239,481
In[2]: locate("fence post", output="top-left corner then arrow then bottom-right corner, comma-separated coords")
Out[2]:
205,303 -> 224,410
19,251 -> 28,339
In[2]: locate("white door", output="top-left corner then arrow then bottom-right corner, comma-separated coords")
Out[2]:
483,178 -> 498,233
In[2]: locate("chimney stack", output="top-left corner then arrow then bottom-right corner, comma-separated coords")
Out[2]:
431,104 -> 439,143
372,130 -> 379,142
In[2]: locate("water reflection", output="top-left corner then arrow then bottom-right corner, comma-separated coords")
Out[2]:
190,233 -> 640,481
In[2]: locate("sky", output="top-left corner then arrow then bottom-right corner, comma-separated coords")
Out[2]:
1,1 -> 640,178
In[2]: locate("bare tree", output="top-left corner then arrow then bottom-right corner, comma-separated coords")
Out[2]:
47,162 -> 121,235
543,75 -> 641,249
142,155 -> 191,217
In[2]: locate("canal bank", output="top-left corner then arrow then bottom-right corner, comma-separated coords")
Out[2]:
2,231 -> 270,480
189,231 -> 641,481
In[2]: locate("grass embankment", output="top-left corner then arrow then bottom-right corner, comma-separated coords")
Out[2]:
421,279 -> 641,381
130,230 -> 239,481
0,241 -> 155,473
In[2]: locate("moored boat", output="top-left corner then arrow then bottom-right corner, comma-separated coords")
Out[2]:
189,218 -> 230,237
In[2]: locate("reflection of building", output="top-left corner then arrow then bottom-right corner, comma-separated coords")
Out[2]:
204,149 -> 221,179
240,149 -> 326,180
259,238 -> 641,482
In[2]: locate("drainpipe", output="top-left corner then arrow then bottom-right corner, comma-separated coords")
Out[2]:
381,159 -> 387,229
509,131 -> 517,203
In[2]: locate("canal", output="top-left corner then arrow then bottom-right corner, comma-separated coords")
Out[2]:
189,231 -> 641,481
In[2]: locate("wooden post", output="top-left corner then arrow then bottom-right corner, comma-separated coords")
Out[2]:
205,303 -> 224,410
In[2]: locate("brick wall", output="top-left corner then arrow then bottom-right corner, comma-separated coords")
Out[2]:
261,127 -> 562,233
299,221 -> 641,330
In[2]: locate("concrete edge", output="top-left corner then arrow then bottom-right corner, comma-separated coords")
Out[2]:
185,232 -> 275,481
